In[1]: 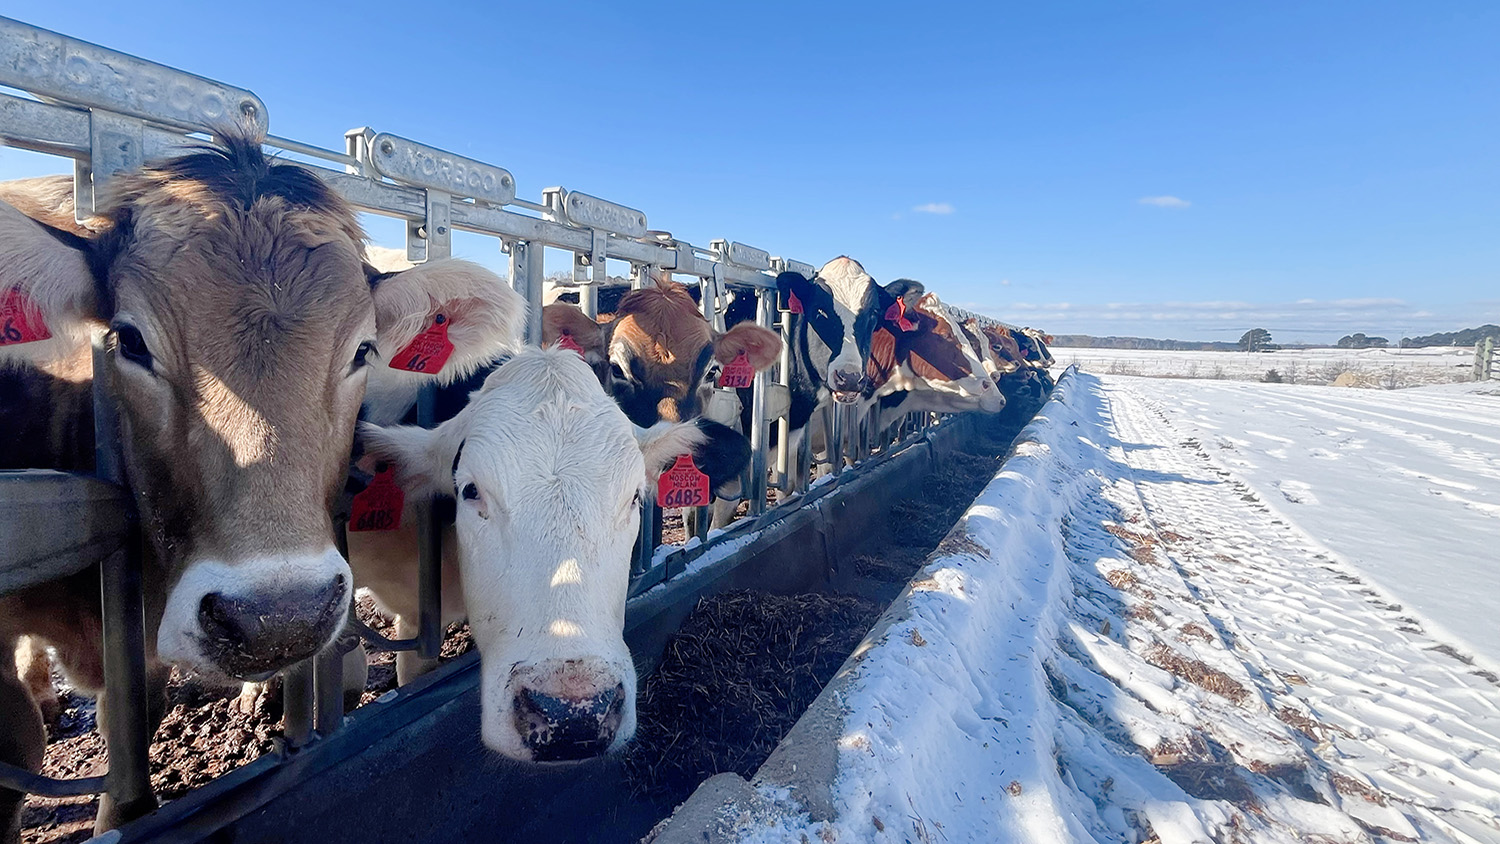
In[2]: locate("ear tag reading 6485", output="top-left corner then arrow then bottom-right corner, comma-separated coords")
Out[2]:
658,454 -> 711,509
349,465 -> 405,532
388,313 -> 455,373
717,351 -> 755,388
0,287 -> 52,346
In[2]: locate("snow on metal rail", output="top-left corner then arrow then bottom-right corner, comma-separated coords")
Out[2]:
0,14 -> 1026,833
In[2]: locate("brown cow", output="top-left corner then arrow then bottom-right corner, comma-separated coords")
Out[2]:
0,131 -> 520,839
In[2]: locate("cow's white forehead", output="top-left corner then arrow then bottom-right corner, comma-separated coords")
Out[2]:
818,256 -> 874,313
458,349 -> 641,493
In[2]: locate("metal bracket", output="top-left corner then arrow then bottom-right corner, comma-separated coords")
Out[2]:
368,133 -> 514,206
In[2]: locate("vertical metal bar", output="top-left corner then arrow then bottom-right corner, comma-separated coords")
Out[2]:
747,289 -> 771,516
281,661 -> 315,748
828,402 -> 845,478
313,523 -> 351,736
774,307 -> 792,491
92,342 -> 154,824
508,240 -> 544,346
415,384 -> 442,661
796,409 -> 812,494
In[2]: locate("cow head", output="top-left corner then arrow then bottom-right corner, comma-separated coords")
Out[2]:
600,284 -> 779,428
775,256 -> 894,403
358,348 -> 748,761
0,134 -> 521,681
864,288 -> 1004,414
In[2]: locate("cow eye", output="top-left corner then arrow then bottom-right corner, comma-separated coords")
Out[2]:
113,323 -> 153,370
461,482 -> 480,501
351,341 -> 376,372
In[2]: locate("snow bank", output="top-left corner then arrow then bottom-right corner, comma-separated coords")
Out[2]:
651,369 -> 1500,844
1054,346 -> 1472,387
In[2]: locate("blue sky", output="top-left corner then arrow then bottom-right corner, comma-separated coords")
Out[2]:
2,2 -> 1496,342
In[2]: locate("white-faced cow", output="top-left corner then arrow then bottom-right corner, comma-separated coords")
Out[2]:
346,347 -> 740,761
0,133 -> 515,839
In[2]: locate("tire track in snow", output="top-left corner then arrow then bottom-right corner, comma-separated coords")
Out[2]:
1098,376 -> 1500,842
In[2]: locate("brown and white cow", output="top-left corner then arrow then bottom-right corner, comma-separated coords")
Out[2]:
541,283 -> 779,522
861,288 -> 1005,433
0,133 -> 518,839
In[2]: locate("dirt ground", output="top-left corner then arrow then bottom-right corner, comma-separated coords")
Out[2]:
19,596 -> 473,844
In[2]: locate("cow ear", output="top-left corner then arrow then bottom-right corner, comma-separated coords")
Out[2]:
542,303 -> 606,362
713,322 -> 782,371
885,278 -> 925,305
369,258 -> 524,385
637,418 -> 750,491
0,196 -> 102,366
774,271 -> 812,311
356,421 -> 453,500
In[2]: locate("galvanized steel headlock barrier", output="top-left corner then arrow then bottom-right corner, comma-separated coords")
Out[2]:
0,14 -> 1018,823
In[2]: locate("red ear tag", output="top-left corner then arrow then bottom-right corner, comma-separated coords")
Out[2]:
657,454 -> 711,509
349,465 -> 405,532
884,299 -> 917,332
0,288 -> 52,346
787,290 -> 804,314
388,313 -> 455,373
556,332 -> 586,357
717,351 -> 755,388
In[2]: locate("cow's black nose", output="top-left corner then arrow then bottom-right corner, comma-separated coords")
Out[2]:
513,682 -> 626,762
830,370 -> 864,393
197,574 -> 347,678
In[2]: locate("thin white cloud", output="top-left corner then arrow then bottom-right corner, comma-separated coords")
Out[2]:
1138,195 -> 1191,209
912,202 -> 955,215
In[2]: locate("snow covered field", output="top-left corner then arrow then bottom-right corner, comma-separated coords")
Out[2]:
1055,346 -> 1474,388
659,370 -> 1500,843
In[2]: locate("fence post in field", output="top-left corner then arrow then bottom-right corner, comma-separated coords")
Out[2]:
1476,338 -> 1495,381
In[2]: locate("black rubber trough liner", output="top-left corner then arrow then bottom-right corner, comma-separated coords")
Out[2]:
102,417 -> 986,844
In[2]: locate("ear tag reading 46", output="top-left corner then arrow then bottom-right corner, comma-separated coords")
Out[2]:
557,332 -> 586,357
658,454 -> 711,509
0,287 -> 52,346
349,465 -> 405,532
717,351 -> 755,388
388,313 -> 454,373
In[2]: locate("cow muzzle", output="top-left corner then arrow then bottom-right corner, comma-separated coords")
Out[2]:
156,548 -> 353,679
829,369 -> 865,403
506,658 -> 630,762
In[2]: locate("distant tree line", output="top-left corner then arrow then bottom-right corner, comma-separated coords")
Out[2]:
1050,334 -> 1240,351
1336,333 -> 1389,349
1400,324 -> 1500,348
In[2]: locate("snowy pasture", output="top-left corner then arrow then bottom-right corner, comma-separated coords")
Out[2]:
1054,346 -> 1475,388
665,370 -> 1500,843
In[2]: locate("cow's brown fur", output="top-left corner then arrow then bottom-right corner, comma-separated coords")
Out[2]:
0,136 -> 376,839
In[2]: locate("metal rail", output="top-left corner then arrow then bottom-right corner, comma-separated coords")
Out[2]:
0,13 -> 1032,830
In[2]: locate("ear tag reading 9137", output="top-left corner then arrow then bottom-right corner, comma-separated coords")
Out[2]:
556,332 -> 586,357
657,454 -> 711,509
0,287 -> 52,346
388,313 -> 454,373
717,351 -> 755,388
349,465 -> 405,532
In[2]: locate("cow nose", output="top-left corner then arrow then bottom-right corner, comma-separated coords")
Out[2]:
830,370 -> 864,393
196,574 -> 347,678
513,682 -> 626,762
